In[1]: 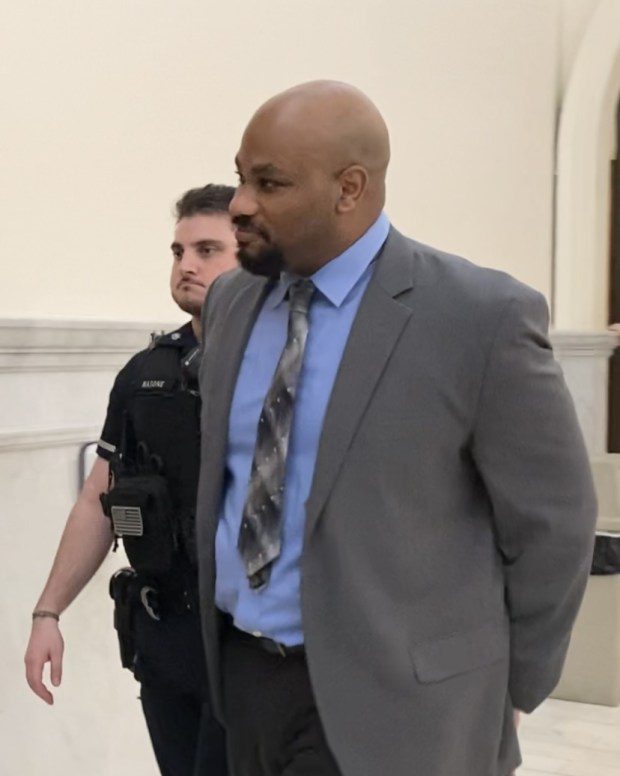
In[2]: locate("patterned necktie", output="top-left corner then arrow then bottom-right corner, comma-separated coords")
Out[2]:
238,278 -> 315,589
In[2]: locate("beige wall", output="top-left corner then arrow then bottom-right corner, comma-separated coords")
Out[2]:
560,0 -> 601,90
1,0 -> 578,325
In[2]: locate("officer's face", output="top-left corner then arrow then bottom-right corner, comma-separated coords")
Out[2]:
170,214 -> 238,317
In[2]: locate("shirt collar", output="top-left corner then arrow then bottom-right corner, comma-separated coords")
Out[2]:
269,212 -> 390,309
156,321 -> 198,350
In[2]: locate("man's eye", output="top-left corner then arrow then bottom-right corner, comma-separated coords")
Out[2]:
172,250 -> 182,260
198,247 -> 214,257
234,171 -> 244,184
259,179 -> 280,191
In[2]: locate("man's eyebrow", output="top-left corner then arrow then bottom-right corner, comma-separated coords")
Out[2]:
192,239 -> 225,248
251,163 -> 284,176
170,239 -> 225,250
235,157 -> 286,177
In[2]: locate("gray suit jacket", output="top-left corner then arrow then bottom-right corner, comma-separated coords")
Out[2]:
196,228 -> 597,776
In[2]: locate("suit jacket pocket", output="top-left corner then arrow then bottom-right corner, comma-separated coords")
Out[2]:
411,617 -> 509,684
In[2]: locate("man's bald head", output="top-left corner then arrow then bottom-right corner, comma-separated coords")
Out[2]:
230,81 -> 390,277
252,81 -> 390,185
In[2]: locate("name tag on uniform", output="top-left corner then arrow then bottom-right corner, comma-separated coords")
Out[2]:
139,379 -> 174,391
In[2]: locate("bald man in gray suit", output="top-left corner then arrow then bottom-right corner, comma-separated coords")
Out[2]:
195,81 -> 597,776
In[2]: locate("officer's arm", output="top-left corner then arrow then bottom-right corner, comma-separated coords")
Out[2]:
24,456 -> 113,704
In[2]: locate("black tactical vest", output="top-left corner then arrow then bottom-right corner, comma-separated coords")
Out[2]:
125,325 -> 201,568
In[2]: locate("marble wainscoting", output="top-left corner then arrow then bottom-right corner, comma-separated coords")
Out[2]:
546,330 -> 620,713
0,318 -> 176,776
550,330 -> 619,455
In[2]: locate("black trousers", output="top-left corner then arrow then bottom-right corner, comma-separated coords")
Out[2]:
134,606 -> 227,776
221,623 -> 341,776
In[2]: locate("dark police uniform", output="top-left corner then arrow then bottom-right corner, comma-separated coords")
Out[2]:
97,322 -> 226,776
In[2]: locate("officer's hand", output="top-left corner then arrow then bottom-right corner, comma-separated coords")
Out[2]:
24,618 -> 64,705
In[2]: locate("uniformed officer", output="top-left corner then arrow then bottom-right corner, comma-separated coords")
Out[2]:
24,184 -> 238,776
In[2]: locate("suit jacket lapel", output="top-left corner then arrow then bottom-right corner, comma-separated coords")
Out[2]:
202,275 -> 271,533
209,275 -> 270,413
305,228 -> 416,535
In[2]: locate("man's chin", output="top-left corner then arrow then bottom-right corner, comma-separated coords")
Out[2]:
237,245 -> 284,279
172,292 -> 203,318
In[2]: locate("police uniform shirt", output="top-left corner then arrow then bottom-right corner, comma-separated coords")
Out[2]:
96,322 -> 198,463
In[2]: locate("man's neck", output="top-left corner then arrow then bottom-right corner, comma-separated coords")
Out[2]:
191,315 -> 201,343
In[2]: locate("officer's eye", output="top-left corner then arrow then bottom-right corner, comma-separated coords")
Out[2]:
172,249 -> 182,260
198,246 -> 215,257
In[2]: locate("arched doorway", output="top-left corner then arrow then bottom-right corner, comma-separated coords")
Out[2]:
554,0 -> 620,331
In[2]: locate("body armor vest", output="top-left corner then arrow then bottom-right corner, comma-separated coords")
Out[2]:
105,327 -> 201,575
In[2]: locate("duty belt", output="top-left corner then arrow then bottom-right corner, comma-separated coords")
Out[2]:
138,580 -> 199,621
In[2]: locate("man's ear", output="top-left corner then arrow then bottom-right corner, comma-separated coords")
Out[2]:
336,165 -> 369,213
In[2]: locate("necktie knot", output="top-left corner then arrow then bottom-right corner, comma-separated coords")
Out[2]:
288,279 -> 315,316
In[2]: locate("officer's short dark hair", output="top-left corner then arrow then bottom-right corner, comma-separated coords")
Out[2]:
174,184 -> 235,221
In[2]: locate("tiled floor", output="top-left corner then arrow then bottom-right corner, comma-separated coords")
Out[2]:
518,699 -> 620,775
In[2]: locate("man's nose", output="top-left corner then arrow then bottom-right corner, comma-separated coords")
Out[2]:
179,252 -> 199,274
229,185 -> 258,219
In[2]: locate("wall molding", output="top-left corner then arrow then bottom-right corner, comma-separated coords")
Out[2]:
550,329 -> 619,455
1,320 -> 617,370
0,318 -> 179,372
551,329 -> 619,358
0,425 -> 100,453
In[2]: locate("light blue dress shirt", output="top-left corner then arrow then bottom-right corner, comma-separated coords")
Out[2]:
215,213 -> 390,644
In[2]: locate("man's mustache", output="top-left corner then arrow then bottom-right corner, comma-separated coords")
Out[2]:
232,216 -> 268,239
